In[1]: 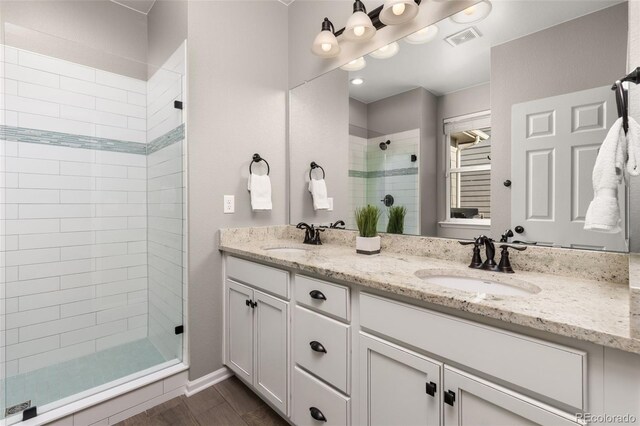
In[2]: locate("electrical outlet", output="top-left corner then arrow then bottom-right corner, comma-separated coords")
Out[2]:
328,197 -> 334,211
224,195 -> 235,213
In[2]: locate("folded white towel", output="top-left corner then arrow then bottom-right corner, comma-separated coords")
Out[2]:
626,117 -> 640,176
584,117 -> 626,233
308,178 -> 330,210
248,173 -> 272,211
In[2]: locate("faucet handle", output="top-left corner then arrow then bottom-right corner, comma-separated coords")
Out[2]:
500,229 -> 514,243
500,244 -> 527,251
497,244 -> 527,273
459,237 -> 483,269
459,235 -> 484,247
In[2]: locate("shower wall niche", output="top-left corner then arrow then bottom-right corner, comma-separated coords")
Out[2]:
0,39 -> 187,420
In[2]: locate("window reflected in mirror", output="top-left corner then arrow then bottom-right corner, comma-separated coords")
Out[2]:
448,126 -> 491,222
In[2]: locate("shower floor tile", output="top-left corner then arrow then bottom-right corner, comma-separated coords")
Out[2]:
2,338 -> 167,418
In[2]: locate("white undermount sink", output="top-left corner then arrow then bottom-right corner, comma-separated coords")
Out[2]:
263,247 -> 310,254
415,273 -> 540,297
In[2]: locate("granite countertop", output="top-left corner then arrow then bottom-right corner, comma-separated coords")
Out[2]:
219,230 -> 638,355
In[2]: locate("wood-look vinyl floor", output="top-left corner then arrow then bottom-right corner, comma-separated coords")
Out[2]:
116,376 -> 288,426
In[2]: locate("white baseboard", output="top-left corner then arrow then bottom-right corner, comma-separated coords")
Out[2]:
184,366 -> 233,397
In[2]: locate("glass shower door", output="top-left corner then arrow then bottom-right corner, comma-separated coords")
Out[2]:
0,21 -> 186,422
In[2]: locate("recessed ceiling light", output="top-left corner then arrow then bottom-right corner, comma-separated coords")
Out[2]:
450,1 -> 492,24
404,25 -> 439,44
341,57 -> 367,72
351,77 -> 365,85
369,42 -> 400,59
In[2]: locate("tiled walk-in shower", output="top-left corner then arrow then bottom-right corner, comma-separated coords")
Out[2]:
0,35 -> 187,421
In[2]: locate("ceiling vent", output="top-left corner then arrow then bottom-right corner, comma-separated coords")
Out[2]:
445,27 -> 482,47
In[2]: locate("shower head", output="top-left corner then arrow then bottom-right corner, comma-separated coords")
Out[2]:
379,140 -> 390,150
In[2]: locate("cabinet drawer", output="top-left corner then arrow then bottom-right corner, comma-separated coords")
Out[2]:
292,366 -> 350,426
295,275 -> 350,321
360,293 -> 586,409
294,306 -> 350,394
226,256 -> 289,299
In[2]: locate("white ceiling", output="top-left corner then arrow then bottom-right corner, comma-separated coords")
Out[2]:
349,0 -> 625,103
110,0 -> 157,14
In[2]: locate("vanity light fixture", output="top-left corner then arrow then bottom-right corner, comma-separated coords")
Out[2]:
311,17 -> 341,58
351,77 -> 365,85
369,42 -> 400,59
340,57 -> 367,71
311,0 -> 421,58
379,0 -> 420,25
450,1 -> 492,24
404,24 -> 439,44
344,0 -> 376,42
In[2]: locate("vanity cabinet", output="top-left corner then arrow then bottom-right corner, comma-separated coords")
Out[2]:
223,256 -> 640,426
225,257 -> 289,415
359,333 -> 442,426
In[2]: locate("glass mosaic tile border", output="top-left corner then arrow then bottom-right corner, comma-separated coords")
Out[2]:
0,123 -> 185,156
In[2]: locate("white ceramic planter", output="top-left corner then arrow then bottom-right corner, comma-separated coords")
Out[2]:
356,235 -> 381,255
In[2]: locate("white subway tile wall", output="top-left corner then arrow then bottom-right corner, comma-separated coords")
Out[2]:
348,135 -> 368,230
1,43 -> 175,384
0,139 -> 149,376
1,46 -> 147,143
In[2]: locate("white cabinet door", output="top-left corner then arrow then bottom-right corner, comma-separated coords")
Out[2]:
443,366 -> 579,426
226,279 -> 254,382
360,333 -> 442,426
254,290 -> 289,414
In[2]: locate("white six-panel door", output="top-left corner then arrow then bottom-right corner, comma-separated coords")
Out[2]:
511,86 -> 627,251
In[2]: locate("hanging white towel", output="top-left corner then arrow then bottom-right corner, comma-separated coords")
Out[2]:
584,118 -> 627,233
248,173 -> 272,211
626,117 -> 640,176
308,178 -> 330,210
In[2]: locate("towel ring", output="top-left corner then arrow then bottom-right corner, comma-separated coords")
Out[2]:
250,153 -> 270,175
309,162 -> 325,180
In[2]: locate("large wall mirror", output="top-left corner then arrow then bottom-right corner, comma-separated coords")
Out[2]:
289,0 -> 629,252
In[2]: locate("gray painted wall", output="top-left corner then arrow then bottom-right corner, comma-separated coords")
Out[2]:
147,0 -> 188,77
349,97 -> 368,137
187,0 -> 288,380
290,69 -> 350,225
0,0 -> 148,78
436,83 -> 491,238
287,0 -> 479,89
490,3 -> 628,238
